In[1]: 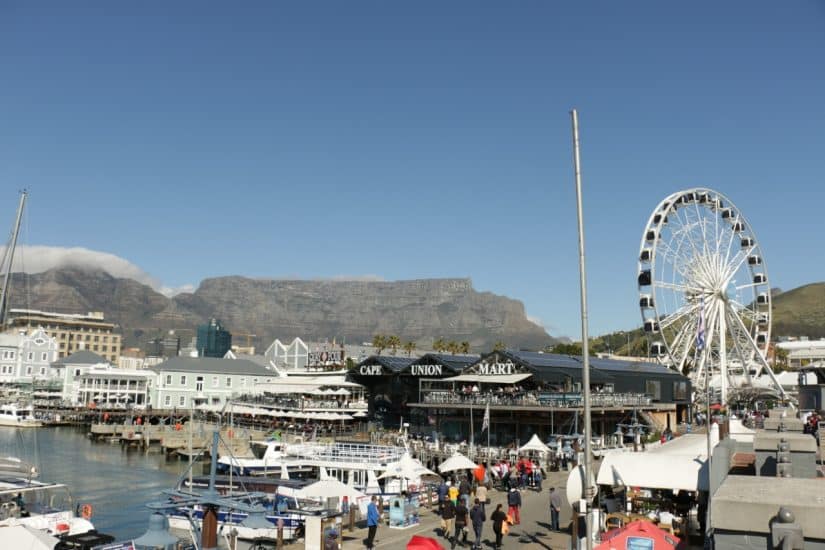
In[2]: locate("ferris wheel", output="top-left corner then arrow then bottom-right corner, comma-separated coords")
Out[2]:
637,188 -> 785,403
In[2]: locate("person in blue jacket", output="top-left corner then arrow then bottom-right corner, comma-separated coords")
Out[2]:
366,495 -> 380,549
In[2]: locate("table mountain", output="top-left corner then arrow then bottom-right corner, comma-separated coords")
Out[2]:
6,268 -> 556,351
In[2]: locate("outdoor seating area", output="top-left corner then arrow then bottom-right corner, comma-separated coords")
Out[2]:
421,389 -> 651,408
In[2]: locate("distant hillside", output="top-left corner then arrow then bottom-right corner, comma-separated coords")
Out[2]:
771,282 -> 825,339
6,268 -> 556,352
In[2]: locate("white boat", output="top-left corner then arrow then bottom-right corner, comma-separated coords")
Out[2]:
0,456 -> 96,537
0,403 -> 43,428
219,439 -> 418,495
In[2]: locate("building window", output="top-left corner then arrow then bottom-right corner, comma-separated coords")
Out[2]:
180,375 -> 187,385
39,367 -> 46,375
673,381 -> 688,401
165,375 -> 172,385
212,376 -> 219,387
226,378 -> 232,388
75,369 -> 81,377
240,378 -> 246,388
645,380 -> 662,401
26,367 -> 32,375
164,395 -> 171,406
179,395 -> 185,406
93,345 -> 98,351
27,352 -> 33,361
102,346 -> 107,352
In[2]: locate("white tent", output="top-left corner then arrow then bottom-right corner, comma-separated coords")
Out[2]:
379,452 -> 440,481
297,478 -> 370,515
438,452 -> 478,473
518,434 -> 551,454
333,388 -> 351,396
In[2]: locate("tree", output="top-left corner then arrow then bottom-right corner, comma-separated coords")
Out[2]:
372,334 -> 387,355
492,341 -> 506,352
460,341 -> 470,354
403,341 -> 417,357
387,335 -> 401,355
446,341 -> 459,355
552,342 -> 583,356
433,338 -> 446,353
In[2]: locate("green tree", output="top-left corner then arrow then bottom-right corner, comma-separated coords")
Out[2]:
433,338 -> 446,353
372,334 -> 387,355
386,335 -> 401,355
492,341 -> 506,352
403,341 -> 417,357
460,341 -> 470,354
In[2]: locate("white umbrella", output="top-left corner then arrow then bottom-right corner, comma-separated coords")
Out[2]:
353,411 -> 368,418
438,452 -> 478,473
334,388 -> 351,396
379,452 -> 440,480
297,478 -> 369,514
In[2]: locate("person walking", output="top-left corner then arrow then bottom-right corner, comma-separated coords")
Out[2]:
454,498 -> 469,548
475,483 -> 488,513
491,503 -> 507,549
442,496 -> 457,543
366,496 -> 379,549
469,498 -> 486,550
438,479 -> 449,512
533,464 -> 543,492
507,487 -> 522,525
549,487 -> 562,531
459,476 -> 472,509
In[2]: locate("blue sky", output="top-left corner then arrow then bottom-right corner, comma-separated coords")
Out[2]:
1,2 -> 823,339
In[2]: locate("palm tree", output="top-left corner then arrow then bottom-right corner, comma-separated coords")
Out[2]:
433,338 -> 446,353
403,341 -> 417,357
372,334 -> 387,356
387,335 -> 401,355
446,341 -> 459,355
460,341 -> 470,354
493,341 -> 506,352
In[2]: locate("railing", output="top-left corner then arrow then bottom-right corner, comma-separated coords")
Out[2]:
420,391 -> 651,408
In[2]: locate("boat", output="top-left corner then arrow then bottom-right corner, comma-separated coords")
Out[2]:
0,456 -> 97,538
218,439 -> 417,495
0,403 -> 43,428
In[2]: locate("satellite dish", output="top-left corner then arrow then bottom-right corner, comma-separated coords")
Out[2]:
566,464 -> 596,510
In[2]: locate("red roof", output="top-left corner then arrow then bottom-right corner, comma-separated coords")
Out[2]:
596,520 -> 685,550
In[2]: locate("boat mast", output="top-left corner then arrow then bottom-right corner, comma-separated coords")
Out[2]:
0,190 -> 27,328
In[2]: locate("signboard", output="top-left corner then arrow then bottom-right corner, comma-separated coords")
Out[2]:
410,364 -> 443,376
308,348 -> 345,367
626,537 -> 654,550
475,361 -> 515,376
358,364 -> 384,376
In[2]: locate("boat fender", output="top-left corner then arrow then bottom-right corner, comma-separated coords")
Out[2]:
127,431 -> 134,439
81,504 -> 93,520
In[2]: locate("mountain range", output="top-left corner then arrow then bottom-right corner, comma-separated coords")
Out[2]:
5,268 -> 556,351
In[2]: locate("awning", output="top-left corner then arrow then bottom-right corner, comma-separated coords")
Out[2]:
597,452 -> 707,492
443,373 -> 533,384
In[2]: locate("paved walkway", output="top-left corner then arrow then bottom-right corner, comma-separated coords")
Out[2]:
333,467 -> 576,550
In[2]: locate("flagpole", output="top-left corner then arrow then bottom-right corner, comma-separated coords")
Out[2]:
470,402 -> 474,459
487,400 -> 491,450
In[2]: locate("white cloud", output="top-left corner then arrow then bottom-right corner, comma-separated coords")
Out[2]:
1,245 -> 195,296
526,313 -> 545,329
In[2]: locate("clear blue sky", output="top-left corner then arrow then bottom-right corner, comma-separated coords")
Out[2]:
1,2 -> 823,339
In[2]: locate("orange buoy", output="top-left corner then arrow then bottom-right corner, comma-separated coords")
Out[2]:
81,504 -> 93,520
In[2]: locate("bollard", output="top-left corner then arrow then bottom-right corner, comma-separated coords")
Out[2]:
349,506 -> 356,532
277,525 -> 283,549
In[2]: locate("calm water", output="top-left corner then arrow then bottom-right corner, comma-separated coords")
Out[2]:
0,425 -> 197,541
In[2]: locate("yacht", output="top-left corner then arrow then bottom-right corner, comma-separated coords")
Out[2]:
0,457 -> 96,537
0,403 -> 43,428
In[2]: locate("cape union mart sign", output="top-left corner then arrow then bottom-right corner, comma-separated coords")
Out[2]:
476,361 -> 515,376
358,364 -> 384,375
410,364 -> 443,376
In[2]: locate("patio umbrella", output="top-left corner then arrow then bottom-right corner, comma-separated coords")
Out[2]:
407,535 -> 445,550
379,452 -> 439,480
438,452 -> 477,473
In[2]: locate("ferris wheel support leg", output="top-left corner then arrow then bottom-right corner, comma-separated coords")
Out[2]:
719,309 -> 728,405
727,307 -> 788,402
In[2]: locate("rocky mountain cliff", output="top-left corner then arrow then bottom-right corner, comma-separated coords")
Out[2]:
6,268 -> 556,351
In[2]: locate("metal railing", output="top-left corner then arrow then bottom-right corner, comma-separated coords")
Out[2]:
420,391 -> 651,408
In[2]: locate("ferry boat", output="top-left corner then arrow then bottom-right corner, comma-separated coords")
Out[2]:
0,456 -> 96,537
218,440 -> 418,495
0,403 -> 43,428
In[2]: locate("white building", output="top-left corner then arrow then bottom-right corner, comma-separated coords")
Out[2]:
0,328 -> 59,385
77,366 -> 155,408
51,350 -> 111,405
149,357 -> 278,410
776,339 -> 825,368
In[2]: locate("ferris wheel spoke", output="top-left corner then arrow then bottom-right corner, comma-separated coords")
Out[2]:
659,301 -> 701,331
722,248 -> 754,285
654,280 -> 706,295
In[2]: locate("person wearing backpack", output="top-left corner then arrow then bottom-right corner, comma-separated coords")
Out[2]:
507,487 -> 521,525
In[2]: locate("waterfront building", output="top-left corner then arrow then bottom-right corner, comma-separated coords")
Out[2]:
366,350 -> 692,444
0,327 -> 59,385
776,338 -> 825,368
150,356 -> 276,409
348,353 -> 478,425
6,308 -> 121,362
51,350 -> 111,405
196,318 -> 232,358
77,366 -> 154,408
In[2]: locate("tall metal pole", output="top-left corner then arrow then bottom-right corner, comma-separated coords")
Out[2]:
570,109 -> 593,550
0,190 -> 27,327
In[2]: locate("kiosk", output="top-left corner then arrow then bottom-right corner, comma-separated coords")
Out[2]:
388,495 -> 420,529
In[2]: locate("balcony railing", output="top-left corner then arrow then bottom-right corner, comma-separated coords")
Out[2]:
420,391 -> 651,408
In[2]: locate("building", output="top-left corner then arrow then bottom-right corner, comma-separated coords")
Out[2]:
150,356 -> 276,409
51,350 -> 111,405
196,319 -> 232,358
6,308 -> 121,362
0,327 -> 59,385
77,366 -> 154,408
776,339 -> 825,368
143,330 -> 181,358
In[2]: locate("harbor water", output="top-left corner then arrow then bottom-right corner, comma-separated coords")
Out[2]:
0,425 -> 195,541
